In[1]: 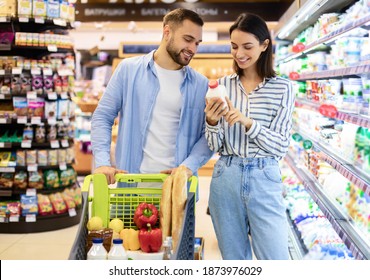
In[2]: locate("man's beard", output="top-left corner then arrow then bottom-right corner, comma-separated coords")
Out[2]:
166,38 -> 192,66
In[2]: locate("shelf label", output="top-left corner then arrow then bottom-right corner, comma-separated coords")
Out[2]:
17,116 -> 28,124
53,18 -> 67,26
0,118 -> 6,124
12,67 -> 22,75
0,142 -> 4,148
43,68 -> 53,76
0,69 -> 5,75
47,45 -> 58,52
62,117 -> 70,124
26,188 -> 37,196
25,214 -> 36,223
31,68 -> 41,75
60,92 -> 69,99
68,208 -> 77,217
47,117 -> 57,125
47,92 -> 58,100
31,116 -> 41,125
61,139 -> 69,148
21,140 -> 32,148
0,167 -> 15,173
27,164 -> 38,172
59,162 -> 67,170
19,17 -> 29,23
9,216 -> 20,222
0,217 -> 6,223
0,17 -> 7,23
34,17 -> 45,24
50,140 -> 60,149
0,94 -> 4,99
27,91 -> 37,99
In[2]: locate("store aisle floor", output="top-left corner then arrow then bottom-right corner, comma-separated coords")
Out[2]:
0,176 -> 221,260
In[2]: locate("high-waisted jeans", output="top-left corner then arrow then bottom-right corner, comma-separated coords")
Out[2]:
208,155 -> 289,260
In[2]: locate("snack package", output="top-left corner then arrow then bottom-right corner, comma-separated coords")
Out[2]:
26,150 -> 37,164
28,170 -> 44,189
11,73 -> 21,94
47,149 -> 58,165
49,192 -> 67,214
37,150 -> 47,166
32,74 -> 43,95
58,149 -> 66,163
16,150 -> 26,166
7,201 -> 21,218
27,97 -> 45,118
13,97 -> 28,116
20,72 -> 32,94
13,171 -> 28,189
20,194 -> 38,216
44,169 -> 59,188
56,99 -> 68,119
66,147 -> 74,164
61,189 -> 75,209
43,74 -> 54,93
87,228 -> 113,253
0,151 -> 16,167
37,194 -> 53,215
44,101 -> 57,118
59,169 -> 70,187
0,173 -> 14,188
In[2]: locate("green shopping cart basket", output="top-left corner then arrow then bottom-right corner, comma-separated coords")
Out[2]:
68,173 -> 198,260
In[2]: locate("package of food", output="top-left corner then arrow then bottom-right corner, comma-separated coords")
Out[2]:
20,194 -> 38,216
16,150 -> 26,166
44,169 -> 59,188
13,97 -> 28,116
7,201 -> 21,218
37,194 -> 53,215
87,228 -> 113,253
32,74 -> 43,94
26,150 -> 37,164
13,171 -> 28,189
0,173 -> 14,188
66,147 -> 74,164
0,151 -> 16,167
44,101 -> 57,118
11,73 -> 21,94
47,149 -> 58,165
37,150 -> 47,166
59,169 -> 70,187
49,192 -> 67,214
28,170 -> 44,189
56,99 -> 68,119
27,97 -> 45,118
61,190 -> 75,209
20,72 -> 31,94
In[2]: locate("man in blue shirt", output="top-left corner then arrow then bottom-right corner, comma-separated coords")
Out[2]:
91,8 -> 213,184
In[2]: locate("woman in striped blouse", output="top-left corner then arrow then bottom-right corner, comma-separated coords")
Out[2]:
205,13 -> 295,260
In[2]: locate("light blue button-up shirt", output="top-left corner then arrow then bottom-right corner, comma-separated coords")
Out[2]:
91,50 -> 213,176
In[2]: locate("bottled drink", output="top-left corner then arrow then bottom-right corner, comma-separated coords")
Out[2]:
165,236 -> 173,252
162,240 -> 172,260
87,238 -> 107,260
206,80 -> 228,108
108,239 -> 128,260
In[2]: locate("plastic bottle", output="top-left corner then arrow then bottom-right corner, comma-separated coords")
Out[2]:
108,239 -> 128,260
206,80 -> 228,108
87,238 -> 107,260
162,240 -> 172,260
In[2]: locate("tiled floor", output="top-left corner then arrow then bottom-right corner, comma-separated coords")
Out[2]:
0,176 -> 221,260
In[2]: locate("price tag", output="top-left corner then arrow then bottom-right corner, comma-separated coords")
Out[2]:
21,140 -> 32,148
0,142 -> 4,148
0,118 -> 7,124
0,69 -> 5,75
19,17 -> 29,23
0,167 -> 15,173
31,68 -> 41,75
0,17 -> 7,23
27,91 -> 37,99
61,139 -> 69,147
59,162 -> 67,170
0,217 -> 5,223
12,67 -> 22,75
53,18 -> 67,26
17,116 -> 28,124
62,117 -> 70,124
27,164 -> 38,172
0,94 -> 4,99
47,92 -> 58,100
31,116 -> 41,125
50,140 -> 60,148
48,118 -> 57,125
68,208 -> 77,217
60,92 -> 69,99
34,17 -> 45,24
43,68 -> 53,76
25,214 -> 36,223
9,216 -> 20,222
47,45 -> 58,52
26,188 -> 37,196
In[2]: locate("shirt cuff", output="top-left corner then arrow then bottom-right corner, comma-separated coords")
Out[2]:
93,150 -> 111,168
245,119 -> 261,139
206,122 -> 220,133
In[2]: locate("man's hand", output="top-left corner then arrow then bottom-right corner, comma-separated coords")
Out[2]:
204,97 -> 229,126
93,166 -> 127,185
160,166 -> 193,179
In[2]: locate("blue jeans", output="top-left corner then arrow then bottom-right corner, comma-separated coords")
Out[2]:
209,155 -> 289,260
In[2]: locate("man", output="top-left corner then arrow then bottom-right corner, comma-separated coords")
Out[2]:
91,8 -> 213,184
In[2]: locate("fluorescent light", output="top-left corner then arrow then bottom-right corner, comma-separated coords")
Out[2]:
277,0 -> 329,40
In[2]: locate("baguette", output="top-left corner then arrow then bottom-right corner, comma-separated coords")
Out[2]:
171,165 -> 188,251
160,175 -> 173,241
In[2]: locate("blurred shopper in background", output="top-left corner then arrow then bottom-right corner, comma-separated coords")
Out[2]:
205,13 -> 294,260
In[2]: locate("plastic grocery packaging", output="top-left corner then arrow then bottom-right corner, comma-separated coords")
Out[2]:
108,239 -> 128,260
206,80 -> 228,108
87,238 -> 107,260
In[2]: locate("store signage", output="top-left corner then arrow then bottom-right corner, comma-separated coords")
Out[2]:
122,0 -> 199,3
76,2 -> 290,22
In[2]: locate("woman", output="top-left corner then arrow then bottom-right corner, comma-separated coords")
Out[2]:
205,13 -> 294,260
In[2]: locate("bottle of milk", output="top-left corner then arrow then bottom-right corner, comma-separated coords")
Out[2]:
206,80 -> 228,108
87,238 -> 107,260
108,239 -> 128,260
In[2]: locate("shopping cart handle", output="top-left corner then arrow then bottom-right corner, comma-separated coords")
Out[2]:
82,174 -> 93,193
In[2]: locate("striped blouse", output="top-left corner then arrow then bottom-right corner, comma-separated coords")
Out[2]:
205,73 -> 295,160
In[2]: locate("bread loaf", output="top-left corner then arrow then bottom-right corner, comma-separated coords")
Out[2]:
160,175 -> 173,241
171,165 -> 188,251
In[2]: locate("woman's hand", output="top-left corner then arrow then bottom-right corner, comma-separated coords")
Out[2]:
224,97 -> 253,129
204,97 -> 228,126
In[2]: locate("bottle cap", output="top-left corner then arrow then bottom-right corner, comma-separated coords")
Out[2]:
208,80 -> 219,89
92,238 -> 104,243
113,239 -> 123,244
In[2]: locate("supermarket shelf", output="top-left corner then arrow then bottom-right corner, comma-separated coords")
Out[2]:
295,127 -> 370,196
295,98 -> 370,129
296,61 -> 370,80
0,16 -> 74,30
286,211 -> 306,260
284,154 -> 370,260
277,13 -> 370,64
0,139 -> 74,150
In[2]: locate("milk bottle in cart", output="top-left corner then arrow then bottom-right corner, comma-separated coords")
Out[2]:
206,80 -> 228,109
87,238 -> 107,260
108,239 -> 128,260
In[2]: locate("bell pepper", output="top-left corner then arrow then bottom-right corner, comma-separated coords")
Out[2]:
133,202 -> 158,229
119,228 -> 140,251
139,223 -> 162,253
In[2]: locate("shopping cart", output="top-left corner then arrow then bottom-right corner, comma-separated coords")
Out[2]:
68,173 -> 197,260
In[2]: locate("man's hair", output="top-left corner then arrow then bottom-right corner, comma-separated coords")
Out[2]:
163,8 -> 204,28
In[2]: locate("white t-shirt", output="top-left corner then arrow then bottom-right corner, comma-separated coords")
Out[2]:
139,62 -> 184,173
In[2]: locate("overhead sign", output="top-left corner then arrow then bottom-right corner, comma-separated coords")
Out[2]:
75,2 -> 290,22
